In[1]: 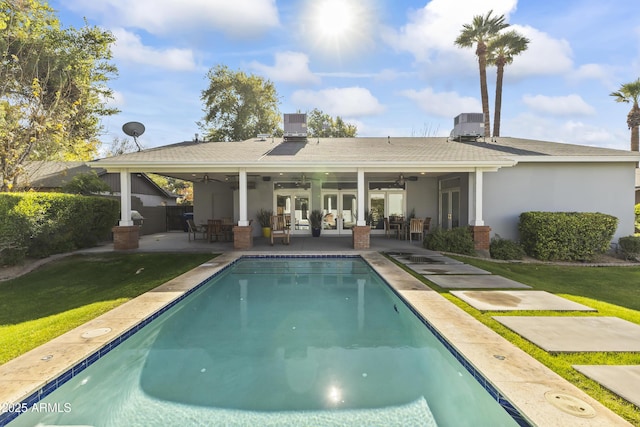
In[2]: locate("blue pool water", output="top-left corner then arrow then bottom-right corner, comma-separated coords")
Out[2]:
8,257 -> 524,426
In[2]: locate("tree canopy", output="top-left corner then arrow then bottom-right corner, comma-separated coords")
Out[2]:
0,0 -> 118,191
199,64 -> 281,142
455,10 -> 509,138
306,108 -> 357,137
610,78 -> 640,152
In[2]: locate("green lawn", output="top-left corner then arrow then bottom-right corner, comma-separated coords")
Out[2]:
396,255 -> 640,425
0,252 -> 214,364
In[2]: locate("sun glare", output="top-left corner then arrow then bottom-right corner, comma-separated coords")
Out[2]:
316,0 -> 354,38
302,0 -> 375,59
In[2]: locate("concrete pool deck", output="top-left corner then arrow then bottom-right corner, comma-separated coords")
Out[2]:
0,234 -> 636,426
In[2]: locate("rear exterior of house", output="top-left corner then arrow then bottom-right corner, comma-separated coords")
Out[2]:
91,135 -> 640,250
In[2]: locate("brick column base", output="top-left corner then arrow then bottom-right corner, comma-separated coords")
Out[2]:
233,226 -> 253,249
112,225 -> 139,250
469,225 -> 491,251
352,226 -> 370,249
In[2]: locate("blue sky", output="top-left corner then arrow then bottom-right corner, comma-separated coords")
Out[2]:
49,0 -> 640,152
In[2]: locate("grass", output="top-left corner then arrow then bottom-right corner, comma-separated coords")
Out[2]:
0,252 -> 214,365
389,254 -> 640,425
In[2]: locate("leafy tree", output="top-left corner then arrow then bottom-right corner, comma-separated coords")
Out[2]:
101,136 -> 138,158
307,108 -> 357,137
455,10 -> 509,138
0,0 -> 118,191
61,171 -> 111,195
148,173 -> 193,205
199,65 -> 280,141
487,30 -> 529,137
610,78 -> 640,152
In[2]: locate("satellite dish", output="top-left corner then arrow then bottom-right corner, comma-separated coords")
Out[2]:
122,122 -> 145,151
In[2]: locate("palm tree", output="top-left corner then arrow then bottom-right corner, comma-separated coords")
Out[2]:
455,10 -> 509,138
487,30 -> 530,137
610,79 -> 640,152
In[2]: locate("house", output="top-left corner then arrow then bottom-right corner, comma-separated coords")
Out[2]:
90,132 -> 640,250
20,161 -> 180,235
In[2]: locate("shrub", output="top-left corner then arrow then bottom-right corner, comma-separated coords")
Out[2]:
0,193 -> 119,265
490,235 -> 525,260
519,212 -> 618,261
424,227 -> 475,256
618,235 -> 640,261
635,203 -> 640,233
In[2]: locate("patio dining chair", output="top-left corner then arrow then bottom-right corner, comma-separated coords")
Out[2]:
270,215 -> 291,245
384,217 -> 398,239
409,218 -> 424,243
207,219 -> 227,242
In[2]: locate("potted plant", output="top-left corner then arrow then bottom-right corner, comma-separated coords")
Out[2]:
257,208 -> 273,238
309,209 -> 323,237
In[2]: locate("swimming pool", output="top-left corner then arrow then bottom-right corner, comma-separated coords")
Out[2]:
6,256 -> 525,426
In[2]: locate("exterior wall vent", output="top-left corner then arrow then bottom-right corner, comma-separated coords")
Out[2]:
283,113 -> 307,142
450,113 -> 484,141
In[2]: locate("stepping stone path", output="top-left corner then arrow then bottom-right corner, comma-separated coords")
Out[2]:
390,251 -> 640,410
451,290 -> 596,311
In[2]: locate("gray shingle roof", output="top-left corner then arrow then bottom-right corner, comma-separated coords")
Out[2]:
91,136 -> 640,169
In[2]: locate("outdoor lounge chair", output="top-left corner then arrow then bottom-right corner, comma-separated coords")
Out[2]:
186,219 -> 207,241
270,215 -> 290,245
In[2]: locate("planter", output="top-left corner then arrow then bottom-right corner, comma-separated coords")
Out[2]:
262,227 -> 271,238
312,227 -> 321,237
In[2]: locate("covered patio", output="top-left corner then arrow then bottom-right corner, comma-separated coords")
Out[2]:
92,136 -> 517,252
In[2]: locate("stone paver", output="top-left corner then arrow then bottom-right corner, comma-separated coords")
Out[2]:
427,274 -> 531,289
412,263 -> 491,275
493,316 -> 640,353
573,365 -> 640,408
451,290 -> 596,311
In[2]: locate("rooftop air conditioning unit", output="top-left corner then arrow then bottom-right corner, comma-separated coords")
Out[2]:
283,113 -> 307,142
450,113 -> 484,141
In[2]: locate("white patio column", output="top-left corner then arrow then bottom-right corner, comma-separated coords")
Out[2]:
238,169 -> 249,226
356,168 -> 366,226
469,168 -> 484,226
119,170 -> 133,226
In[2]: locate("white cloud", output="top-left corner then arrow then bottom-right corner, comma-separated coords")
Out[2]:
400,87 -> 481,118
67,0 -> 279,38
522,94 -> 595,116
507,25 -> 573,78
290,87 -> 384,117
249,52 -> 320,85
382,1 -> 574,80
111,28 -> 197,71
382,0 -> 518,63
503,113 -> 623,149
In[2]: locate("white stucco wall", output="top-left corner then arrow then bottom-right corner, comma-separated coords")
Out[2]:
483,162 -> 637,241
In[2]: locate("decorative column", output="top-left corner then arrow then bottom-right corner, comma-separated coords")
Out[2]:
112,170 -> 139,250
352,168 -> 370,248
468,168 -> 490,251
233,169 -> 253,249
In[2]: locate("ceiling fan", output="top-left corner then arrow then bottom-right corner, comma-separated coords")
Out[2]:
395,174 -> 418,186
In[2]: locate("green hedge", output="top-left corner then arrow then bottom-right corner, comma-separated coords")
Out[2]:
490,235 -> 525,260
0,193 -> 119,265
423,227 -> 476,255
518,212 -> 618,261
635,203 -> 639,233
618,235 -> 640,260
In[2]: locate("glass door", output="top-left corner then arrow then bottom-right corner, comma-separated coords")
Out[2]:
275,191 -> 311,233
322,191 -> 357,235
440,189 -> 460,229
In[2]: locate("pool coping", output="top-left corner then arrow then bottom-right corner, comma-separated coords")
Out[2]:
0,251 -> 633,426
